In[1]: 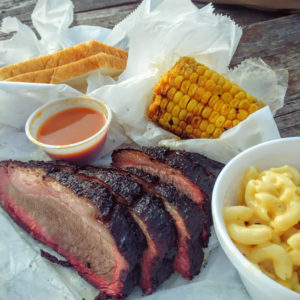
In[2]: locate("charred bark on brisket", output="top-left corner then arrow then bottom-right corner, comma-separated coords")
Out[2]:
77,166 -> 178,295
116,166 -> 205,279
112,147 -> 224,247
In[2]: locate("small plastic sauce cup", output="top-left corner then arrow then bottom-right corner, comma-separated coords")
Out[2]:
25,95 -> 112,164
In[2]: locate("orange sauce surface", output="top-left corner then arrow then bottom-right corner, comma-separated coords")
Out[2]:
37,107 -> 106,145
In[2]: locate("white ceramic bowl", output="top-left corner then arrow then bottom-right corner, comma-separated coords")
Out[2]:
25,95 -> 111,164
212,137 -> 300,300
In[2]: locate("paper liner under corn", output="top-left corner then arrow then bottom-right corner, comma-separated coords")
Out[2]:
147,57 -> 266,139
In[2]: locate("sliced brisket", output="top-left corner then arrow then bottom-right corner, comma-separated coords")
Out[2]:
0,160 -> 146,298
112,147 -> 224,247
116,166 -> 205,279
77,166 -> 177,295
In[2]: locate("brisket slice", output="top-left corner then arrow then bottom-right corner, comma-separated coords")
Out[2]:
117,167 -> 205,279
77,166 -> 178,295
0,160 -> 146,298
112,147 -> 224,247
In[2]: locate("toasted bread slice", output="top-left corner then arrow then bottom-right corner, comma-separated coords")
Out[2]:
6,52 -> 126,92
0,40 -> 128,80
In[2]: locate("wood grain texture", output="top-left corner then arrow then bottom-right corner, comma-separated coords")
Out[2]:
72,3 -> 140,29
194,0 -> 300,11
194,2 -> 290,27
0,0 -> 299,136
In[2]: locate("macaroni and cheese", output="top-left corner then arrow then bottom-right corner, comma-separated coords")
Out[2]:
224,165 -> 300,293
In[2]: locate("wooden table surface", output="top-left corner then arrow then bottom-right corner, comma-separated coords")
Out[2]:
1,0 -> 299,137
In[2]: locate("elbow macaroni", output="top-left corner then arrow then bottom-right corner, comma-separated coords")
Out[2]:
224,165 -> 300,293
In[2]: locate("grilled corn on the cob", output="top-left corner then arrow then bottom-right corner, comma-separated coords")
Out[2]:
147,56 -> 265,139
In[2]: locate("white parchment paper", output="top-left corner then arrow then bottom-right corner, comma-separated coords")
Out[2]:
0,0 -> 288,299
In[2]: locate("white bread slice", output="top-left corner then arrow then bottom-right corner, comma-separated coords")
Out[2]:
6,52 -> 127,92
0,40 -> 128,80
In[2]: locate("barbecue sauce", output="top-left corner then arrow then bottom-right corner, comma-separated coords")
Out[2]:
37,107 -> 106,145
36,107 -> 107,164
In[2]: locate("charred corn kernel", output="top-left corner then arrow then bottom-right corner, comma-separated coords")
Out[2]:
208,94 -> 219,107
161,98 -> 168,110
167,87 -> 177,100
221,103 -> 230,115
209,111 -> 219,123
174,75 -> 184,89
179,120 -> 186,129
179,95 -> 190,109
215,115 -> 226,128
186,112 -> 194,124
205,79 -> 216,91
237,109 -> 248,121
167,101 -> 175,113
200,120 -> 209,131
173,91 -> 183,104
221,92 -> 233,103
214,100 -> 224,112
181,80 -> 191,94
194,87 -> 205,101
188,83 -> 198,97
193,103 -> 204,115
147,56 -> 265,139
207,124 -> 215,134
233,119 -> 240,126
190,72 -> 198,83
168,75 -> 176,86
239,99 -> 250,110
161,84 -> 170,95
193,128 -> 202,138
191,116 -> 202,127
228,108 -> 237,120
213,128 -> 223,138
179,109 -> 187,120
201,91 -> 212,104
187,99 -> 198,112
174,126 -> 183,136
172,105 -> 181,117
202,106 -> 213,119
186,124 -> 193,134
